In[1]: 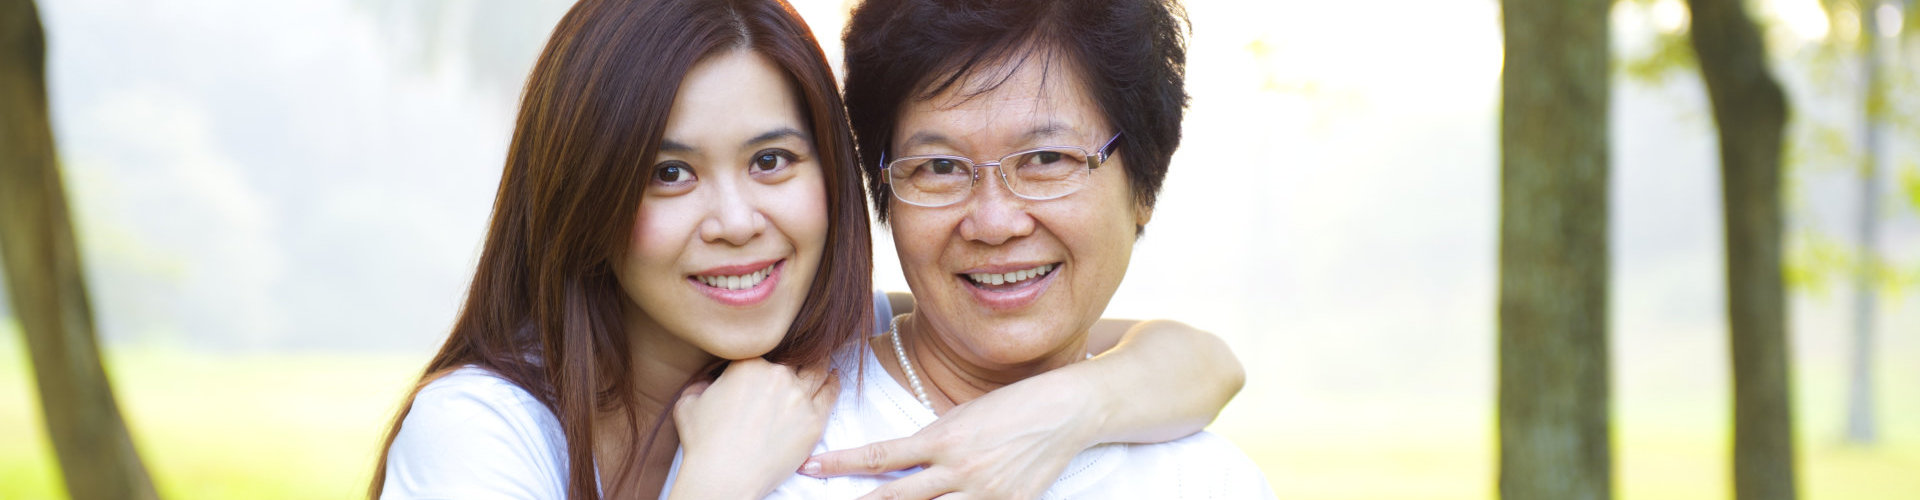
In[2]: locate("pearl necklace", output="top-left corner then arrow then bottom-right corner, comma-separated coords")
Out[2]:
887,314 -> 1094,411
888,315 -> 935,409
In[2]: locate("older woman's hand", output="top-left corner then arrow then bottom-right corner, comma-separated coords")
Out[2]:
799,366 -> 1100,500
799,319 -> 1244,499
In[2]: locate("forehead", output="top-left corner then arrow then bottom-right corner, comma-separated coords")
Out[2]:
895,49 -> 1107,149
663,49 -> 804,143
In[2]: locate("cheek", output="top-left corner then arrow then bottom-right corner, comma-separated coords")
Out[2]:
783,174 -> 830,256
629,199 -> 695,280
1060,177 -> 1138,273
888,208 -> 949,268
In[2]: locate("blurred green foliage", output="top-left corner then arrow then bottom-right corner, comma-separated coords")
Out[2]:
1615,0 -> 1920,299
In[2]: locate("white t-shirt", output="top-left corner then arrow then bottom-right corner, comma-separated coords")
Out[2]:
382,292 -> 897,499
380,367 -> 577,499
751,347 -> 1279,499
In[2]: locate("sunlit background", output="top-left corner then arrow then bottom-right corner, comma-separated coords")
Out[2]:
2,0 -> 1918,498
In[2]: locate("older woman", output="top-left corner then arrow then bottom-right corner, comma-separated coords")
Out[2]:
774,0 -> 1275,497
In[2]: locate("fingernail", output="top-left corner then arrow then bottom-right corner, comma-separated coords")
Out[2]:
801,460 -> 821,476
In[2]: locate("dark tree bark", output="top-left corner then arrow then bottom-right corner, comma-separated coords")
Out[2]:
1497,0 -> 1612,499
0,1 -> 161,498
1685,0 -> 1799,498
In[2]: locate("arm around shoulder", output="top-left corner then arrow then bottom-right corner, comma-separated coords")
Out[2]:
1077,318 -> 1247,444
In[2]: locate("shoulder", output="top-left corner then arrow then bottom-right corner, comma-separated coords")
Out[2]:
382,366 -> 572,499
1122,432 -> 1277,498
398,367 -> 560,446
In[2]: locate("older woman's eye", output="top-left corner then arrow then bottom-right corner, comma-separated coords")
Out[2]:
1030,151 -> 1064,165
928,158 -> 960,175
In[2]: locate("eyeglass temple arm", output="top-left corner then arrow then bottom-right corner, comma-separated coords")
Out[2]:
1093,132 -> 1123,168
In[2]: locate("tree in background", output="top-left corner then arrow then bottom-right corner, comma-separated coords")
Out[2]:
1841,0 -> 1913,447
1497,0 -> 1613,498
1623,0 -> 1920,452
1787,0 -> 1919,448
1685,0 -> 1799,498
0,0 -> 160,498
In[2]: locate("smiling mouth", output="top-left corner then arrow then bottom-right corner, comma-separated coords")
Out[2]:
961,263 -> 1059,290
693,261 -> 780,291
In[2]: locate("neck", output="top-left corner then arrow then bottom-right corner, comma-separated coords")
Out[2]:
625,314 -> 718,415
592,307 -> 719,495
891,313 -> 1087,412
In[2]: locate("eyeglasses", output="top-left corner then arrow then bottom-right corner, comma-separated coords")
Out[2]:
881,132 -> 1122,208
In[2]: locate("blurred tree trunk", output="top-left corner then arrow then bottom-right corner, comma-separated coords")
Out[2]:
1685,0 -> 1799,498
1497,0 -> 1612,499
1845,0 -> 1886,447
0,1 -> 161,499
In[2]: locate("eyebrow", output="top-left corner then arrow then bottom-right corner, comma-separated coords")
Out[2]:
745,127 -> 807,148
659,127 -> 809,155
896,122 -> 1080,153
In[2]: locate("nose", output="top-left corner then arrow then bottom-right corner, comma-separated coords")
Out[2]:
698,176 -> 767,246
956,167 -> 1036,245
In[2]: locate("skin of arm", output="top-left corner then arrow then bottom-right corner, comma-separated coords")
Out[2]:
799,292 -> 1246,499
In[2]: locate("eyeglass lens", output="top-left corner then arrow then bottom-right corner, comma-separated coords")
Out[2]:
889,147 -> 1092,205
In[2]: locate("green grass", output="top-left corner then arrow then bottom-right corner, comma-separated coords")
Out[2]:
3,330 -> 1917,499
1,334 -> 430,500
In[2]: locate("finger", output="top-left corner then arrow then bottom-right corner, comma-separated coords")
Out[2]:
855,468 -> 955,500
672,380 -> 711,423
728,357 -> 772,372
811,373 -> 841,409
679,380 -> 712,401
796,363 -> 830,389
802,436 -> 929,478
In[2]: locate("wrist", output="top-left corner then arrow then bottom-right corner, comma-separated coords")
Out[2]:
1044,358 -> 1115,448
670,455 -> 772,500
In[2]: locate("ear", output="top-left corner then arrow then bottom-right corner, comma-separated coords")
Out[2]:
1132,199 -> 1153,237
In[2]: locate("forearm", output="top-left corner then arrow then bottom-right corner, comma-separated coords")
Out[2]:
1066,319 -> 1245,444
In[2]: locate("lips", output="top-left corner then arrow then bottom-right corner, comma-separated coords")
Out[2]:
688,259 -> 784,306
963,263 -> 1057,288
956,262 -> 1061,311
694,261 -> 777,290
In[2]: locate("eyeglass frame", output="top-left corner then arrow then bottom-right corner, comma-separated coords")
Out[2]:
878,132 -> 1124,208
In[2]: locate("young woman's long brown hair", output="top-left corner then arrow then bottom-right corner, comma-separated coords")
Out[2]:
367,0 -> 871,497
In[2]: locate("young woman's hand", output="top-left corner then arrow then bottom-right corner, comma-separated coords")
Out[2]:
668,358 -> 839,500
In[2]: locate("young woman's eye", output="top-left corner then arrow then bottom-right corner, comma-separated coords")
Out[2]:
751,150 -> 795,173
652,162 -> 695,184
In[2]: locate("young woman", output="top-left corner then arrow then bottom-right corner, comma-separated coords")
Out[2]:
371,0 -> 1244,498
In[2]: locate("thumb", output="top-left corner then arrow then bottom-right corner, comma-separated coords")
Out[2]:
679,380 -> 712,403
812,372 -> 841,409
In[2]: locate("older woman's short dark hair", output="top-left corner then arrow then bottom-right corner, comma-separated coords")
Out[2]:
841,0 -> 1190,223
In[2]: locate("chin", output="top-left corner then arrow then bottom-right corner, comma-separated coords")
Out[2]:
965,321 -> 1077,365
701,334 -> 784,361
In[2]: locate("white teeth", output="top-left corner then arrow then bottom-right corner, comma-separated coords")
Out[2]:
967,264 -> 1055,287
696,263 -> 776,290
